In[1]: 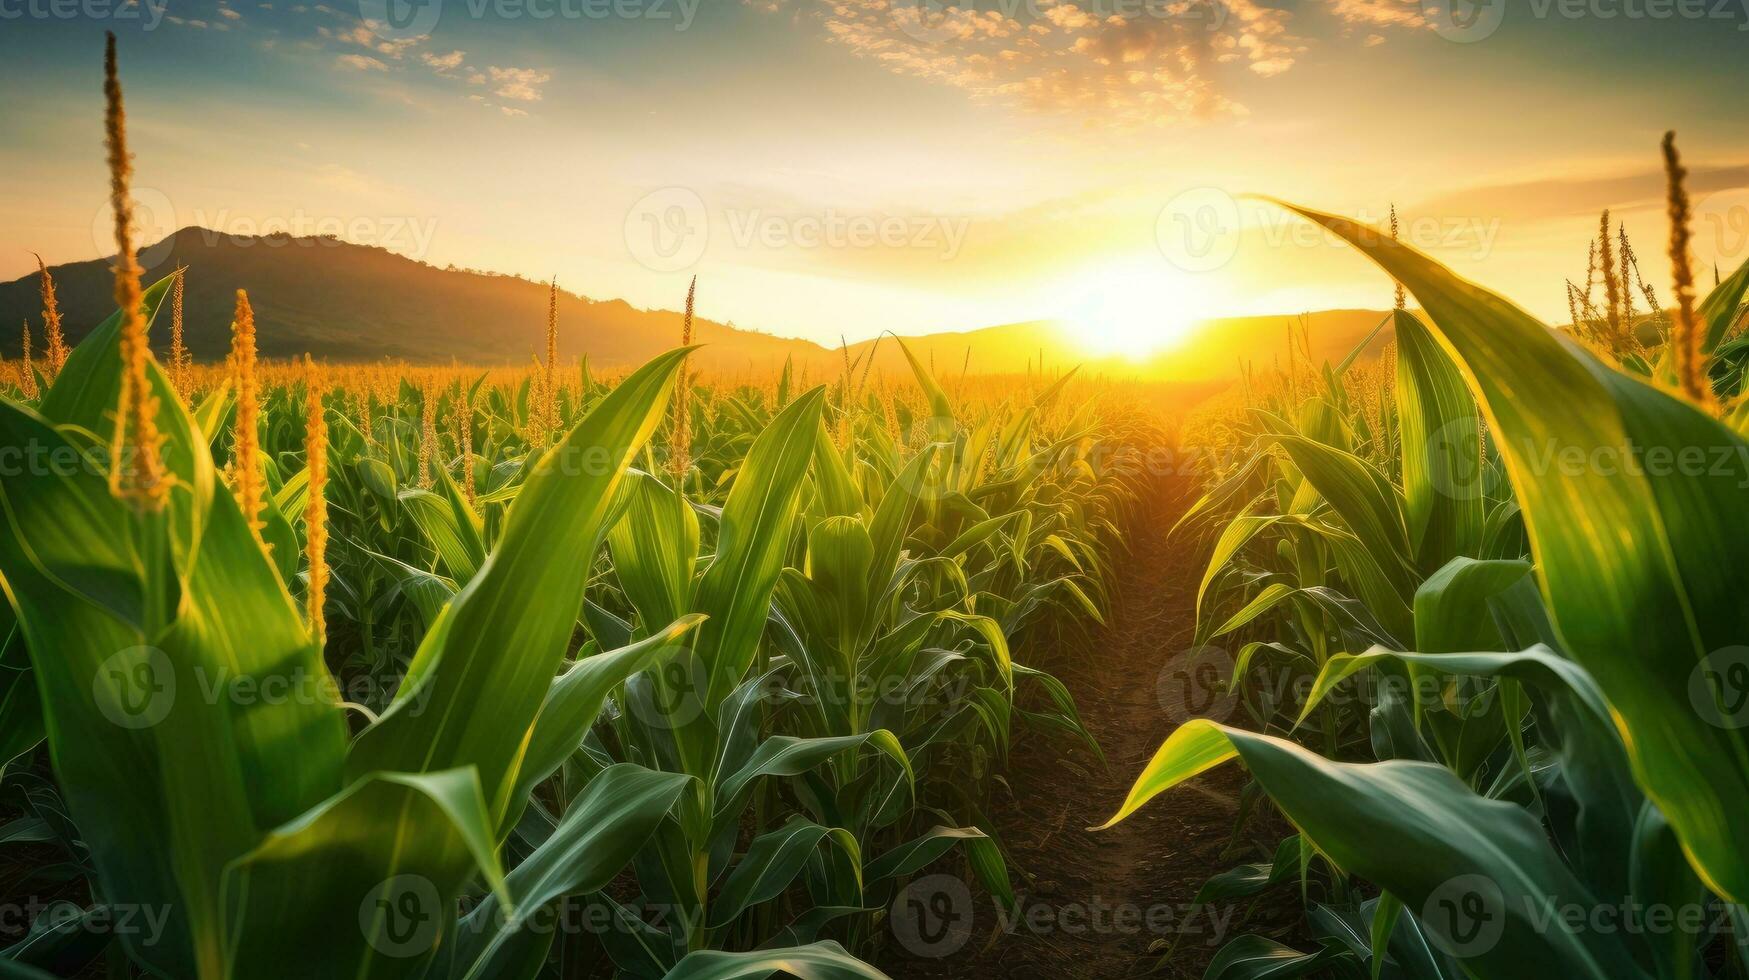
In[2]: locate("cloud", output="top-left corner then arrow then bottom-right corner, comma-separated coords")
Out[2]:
1415,164 -> 1749,225
308,11 -> 550,114
1325,0 -> 1427,29
422,49 -> 467,72
321,21 -> 423,58
487,66 -> 552,102
336,53 -> 390,71
749,0 -> 1425,125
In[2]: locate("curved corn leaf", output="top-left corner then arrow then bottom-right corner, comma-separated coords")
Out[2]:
448,764 -> 693,980
1204,935 -> 1346,980
707,816 -> 859,928
662,941 -> 888,980
221,767 -> 506,979
1100,720 -> 1645,978
503,615 -> 706,830
690,387 -> 827,760
348,348 -> 691,835
609,472 -> 700,633
1280,200 -> 1749,903
1395,309 -> 1485,570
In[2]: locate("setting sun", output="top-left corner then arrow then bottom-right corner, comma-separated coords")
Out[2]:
1057,260 -> 1211,360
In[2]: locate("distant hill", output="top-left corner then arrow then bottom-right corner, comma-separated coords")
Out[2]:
0,228 -> 830,371
0,228 -> 1393,391
842,309 -> 1393,384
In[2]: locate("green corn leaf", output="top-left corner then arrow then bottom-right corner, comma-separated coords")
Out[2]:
1395,309 -> 1485,570
347,347 -> 691,836
1192,836 -> 1301,904
399,486 -> 485,582
0,326 -> 347,976
1700,256 -> 1749,352
662,941 -> 889,980
0,610 -> 44,770
502,615 -> 705,832
715,732 -> 912,822
37,273 -> 175,426
1280,200 -> 1749,903
608,472 -> 700,633
811,422 -> 864,518
1413,558 -> 1529,653
1203,935 -> 1346,980
707,816 -> 859,928
1101,720 -> 1646,978
1299,645 -> 1643,917
1265,433 -> 1415,604
893,338 -> 952,443
863,825 -> 991,882
692,387 -> 826,717
221,767 -> 506,979
448,764 -> 694,980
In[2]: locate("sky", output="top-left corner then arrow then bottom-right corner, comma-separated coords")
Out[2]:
2,0 -> 1748,354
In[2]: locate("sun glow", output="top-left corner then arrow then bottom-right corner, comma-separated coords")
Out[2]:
1056,260 -> 1214,360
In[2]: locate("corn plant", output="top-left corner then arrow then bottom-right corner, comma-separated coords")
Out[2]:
1104,191 -> 1749,978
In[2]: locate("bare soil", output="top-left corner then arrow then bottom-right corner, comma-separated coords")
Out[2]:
876,469 -> 1299,979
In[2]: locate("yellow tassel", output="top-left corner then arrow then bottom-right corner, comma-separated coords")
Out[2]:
104,33 -> 169,511
672,277 -> 695,484
33,255 -> 67,377
1664,131 -> 1712,410
302,356 -> 329,647
231,290 -> 266,542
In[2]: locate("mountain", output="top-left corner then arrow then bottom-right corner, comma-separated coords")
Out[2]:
1,228 -> 1393,390
0,228 -> 829,371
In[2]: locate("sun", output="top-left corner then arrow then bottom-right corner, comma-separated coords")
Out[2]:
1056,260 -> 1211,360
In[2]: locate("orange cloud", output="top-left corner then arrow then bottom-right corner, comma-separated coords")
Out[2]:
750,0 -> 1423,125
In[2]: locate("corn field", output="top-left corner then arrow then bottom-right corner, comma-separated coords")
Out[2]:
8,32 -> 1749,980
1102,172 -> 1749,977
0,258 -> 1159,978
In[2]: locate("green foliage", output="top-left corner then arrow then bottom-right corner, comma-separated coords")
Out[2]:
1116,202 -> 1749,979
0,281 -> 1135,978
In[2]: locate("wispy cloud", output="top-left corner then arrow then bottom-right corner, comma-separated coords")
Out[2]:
308,14 -> 548,116
486,66 -> 552,102
1325,0 -> 1427,29
1415,164 -> 1749,224
422,49 -> 467,73
336,52 -> 390,71
750,0 -> 1425,125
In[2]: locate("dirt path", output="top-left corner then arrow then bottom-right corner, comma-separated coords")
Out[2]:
878,469 -> 1296,979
